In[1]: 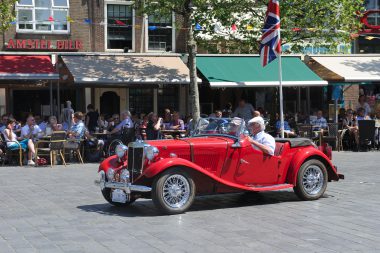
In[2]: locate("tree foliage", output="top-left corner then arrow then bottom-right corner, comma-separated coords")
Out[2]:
142,0 -> 365,53
0,0 -> 16,34
140,0 -> 365,120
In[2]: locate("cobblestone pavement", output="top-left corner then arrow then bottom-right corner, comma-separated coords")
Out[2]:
0,152 -> 379,253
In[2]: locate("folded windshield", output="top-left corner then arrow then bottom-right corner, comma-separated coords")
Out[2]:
192,117 -> 245,139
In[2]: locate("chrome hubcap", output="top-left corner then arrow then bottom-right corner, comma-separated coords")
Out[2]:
302,165 -> 324,195
163,174 -> 190,209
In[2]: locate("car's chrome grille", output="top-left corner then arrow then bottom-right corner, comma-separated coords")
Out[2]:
127,142 -> 145,181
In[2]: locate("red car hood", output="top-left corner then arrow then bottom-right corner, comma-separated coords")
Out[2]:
146,136 -> 234,172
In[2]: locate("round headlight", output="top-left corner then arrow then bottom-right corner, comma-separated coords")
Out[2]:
120,169 -> 130,182
145,146 -> 159,161
115,144 -> 128,158
106,168 -> 115,181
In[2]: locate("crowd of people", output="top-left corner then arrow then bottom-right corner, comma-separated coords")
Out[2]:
1,95 -> 379,165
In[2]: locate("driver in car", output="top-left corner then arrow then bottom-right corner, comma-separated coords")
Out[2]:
246,116 -> 275,156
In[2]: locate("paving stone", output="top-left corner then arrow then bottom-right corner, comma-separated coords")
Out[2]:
0,152 -> 379,252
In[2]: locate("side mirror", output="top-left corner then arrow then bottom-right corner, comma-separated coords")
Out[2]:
243,130 -> 250,137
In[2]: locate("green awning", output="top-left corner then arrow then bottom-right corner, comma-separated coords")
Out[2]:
197,55 -> 327,87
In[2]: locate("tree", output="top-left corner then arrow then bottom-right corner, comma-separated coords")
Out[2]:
0,0 -> 17,47
140,0 -> 365,121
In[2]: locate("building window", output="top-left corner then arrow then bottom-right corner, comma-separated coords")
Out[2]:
106,4 -> 133,50
129,88 -> 153,114
148,15 -> 173,51
16,0 -> 69,33
157,85 -> 179,114
365,0 -> 380,26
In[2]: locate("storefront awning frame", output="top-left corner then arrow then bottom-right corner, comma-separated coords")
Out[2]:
61,54 -> 199,85
196,54 -> 328,88
0,55 -> 59,80
308,55 -> 380,83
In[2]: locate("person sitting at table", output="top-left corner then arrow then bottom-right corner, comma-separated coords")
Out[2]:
275,116 -> 296,137
97,114 -> 108,131
355,95 -> 371,117
108,111 -> 133,135
311,110 -> 327,131
162,108 -> 172,129
146,112 -> 163,140
38,116 -> 49,132
342,109 -> 358,150
356,107 -> 371,121
107,114 -> 120,132
65,112 -> 86,151
2,118 -> 36,165
21,115 -> 43,142
168,111 -> 185,130
46,116 -> 63,133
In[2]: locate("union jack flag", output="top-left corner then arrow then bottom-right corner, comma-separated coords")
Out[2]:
259,0 -> 281,67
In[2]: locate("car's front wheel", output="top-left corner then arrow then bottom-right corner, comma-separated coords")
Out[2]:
101,188 -> 136,207
294,159 -> 328,200
152,169 -> 195,215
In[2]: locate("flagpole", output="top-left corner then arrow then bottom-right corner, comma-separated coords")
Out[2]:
278,28 -> 285,139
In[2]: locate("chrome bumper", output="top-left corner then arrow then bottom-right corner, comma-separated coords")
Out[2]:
95,179 -> 151,193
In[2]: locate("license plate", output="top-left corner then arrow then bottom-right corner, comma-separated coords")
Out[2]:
111,189 -> 128,203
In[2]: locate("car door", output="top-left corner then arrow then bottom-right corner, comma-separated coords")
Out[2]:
233,139 -> 280,185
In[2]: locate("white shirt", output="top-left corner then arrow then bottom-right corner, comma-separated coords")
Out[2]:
251,131 -> 276,156
2,129 -> 18,147
21,124 -> 42,139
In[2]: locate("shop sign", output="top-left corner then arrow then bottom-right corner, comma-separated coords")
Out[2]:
6,39 -> 83,50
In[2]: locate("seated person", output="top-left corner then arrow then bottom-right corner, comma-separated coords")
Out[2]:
275,118 -> 296,137
146,113 -> 163,140
246,116 -> 275,156
107,114 -> 120,132
108,111 -> 133,135
356,107 -> 371,121
342,109 -> 358,149
45,116 -> 63,135
311,110 -> 327,131
168,111 -> 185,130
38,116 -> 49,132
2,118 -> 36,165
65,112 -> 86,150
21,116 -> 43,141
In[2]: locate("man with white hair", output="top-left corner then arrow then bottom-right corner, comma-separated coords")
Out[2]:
108,111 -> 133,135
246,116 -> 275,156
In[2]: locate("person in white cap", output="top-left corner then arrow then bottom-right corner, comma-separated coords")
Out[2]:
246,116 -> 275,155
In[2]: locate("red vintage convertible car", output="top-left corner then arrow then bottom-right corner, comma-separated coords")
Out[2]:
98,118 -> 344,214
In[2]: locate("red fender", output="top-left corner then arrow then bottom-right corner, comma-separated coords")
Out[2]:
143,158 -> 259,191
98,155 -> 126,173
286,147 -> 339,185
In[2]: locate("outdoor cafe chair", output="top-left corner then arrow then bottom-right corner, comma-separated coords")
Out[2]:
35,131 -> 67,167
358,120 -> 376,151
0,134 -> 24,166
64,138 -> 84,164
321,123 -> 339,150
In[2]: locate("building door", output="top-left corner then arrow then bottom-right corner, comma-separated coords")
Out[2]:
100,91 -> 120,117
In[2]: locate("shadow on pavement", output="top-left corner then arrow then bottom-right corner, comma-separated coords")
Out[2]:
77,191 -> 307,217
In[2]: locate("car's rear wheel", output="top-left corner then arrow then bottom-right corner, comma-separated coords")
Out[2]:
294,159 -> 328,200
152,169 -> 195,215
101,188 -> 136,207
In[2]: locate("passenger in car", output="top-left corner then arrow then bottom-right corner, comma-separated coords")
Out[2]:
246,116 -> 275,156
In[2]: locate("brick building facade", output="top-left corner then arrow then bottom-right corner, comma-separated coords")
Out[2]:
0,0 -> 191,120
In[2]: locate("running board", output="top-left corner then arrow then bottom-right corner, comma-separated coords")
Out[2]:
245,184 -> 294,192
